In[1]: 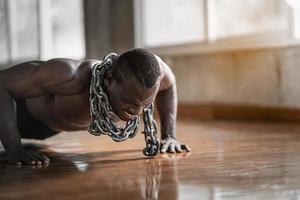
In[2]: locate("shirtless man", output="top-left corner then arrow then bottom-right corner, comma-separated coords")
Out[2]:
0,48 -> 190,166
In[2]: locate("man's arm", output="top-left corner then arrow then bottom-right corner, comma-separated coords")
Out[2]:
0,81 -> 23,153
155,56 -> 191,153
0,59 -> 88,165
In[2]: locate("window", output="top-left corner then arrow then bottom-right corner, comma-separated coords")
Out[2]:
134,0 -> 300,55
295,11 -> 300,39
13,0 -> 39,60
0,0 -> 9,64
50,0 -> 85,58
0,0 -> 85,69
286,0 -> 300,39
212,0 -> 289,39
137,0 -> 206,47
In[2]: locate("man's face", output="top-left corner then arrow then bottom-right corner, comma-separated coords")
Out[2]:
105,73 -> 159,121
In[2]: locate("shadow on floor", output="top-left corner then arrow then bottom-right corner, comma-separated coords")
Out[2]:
0,143 -> 149,185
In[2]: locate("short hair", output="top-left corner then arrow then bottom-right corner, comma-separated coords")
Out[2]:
111,48 -> 161,88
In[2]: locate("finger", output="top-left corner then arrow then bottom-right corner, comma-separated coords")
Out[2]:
26,153 -> 40,165
181,144 -> 191,152
32,153 -> 48,165
30,152 -> 48,165
160,144 -> 168,153
36,153 -> 50,164
33,153 -> 45,161
40,155 -> 50,164
10,159 -> 22,166
15,164 -> 22,168
175,144 -> 182,153
31,165 -> 42,169
42,159 -> 50,165
20,155 -> 36,165
169,144 -> 175,153
30,156 -> 41,165
32,157 -> 42,165
42,154 -> 50,162
161,145 -> 168,153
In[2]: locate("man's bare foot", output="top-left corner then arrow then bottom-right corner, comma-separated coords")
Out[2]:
0,149 -> 50,166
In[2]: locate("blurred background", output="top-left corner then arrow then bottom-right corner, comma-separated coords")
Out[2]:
0,0 -> 300,120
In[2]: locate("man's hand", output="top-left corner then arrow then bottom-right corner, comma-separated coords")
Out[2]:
0,149 -> 50,166
160,137 -> 191,153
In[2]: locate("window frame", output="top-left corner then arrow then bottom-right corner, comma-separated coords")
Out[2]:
0,0 -> 49,69
134,0 -> 300,56
0,0 -> 85,69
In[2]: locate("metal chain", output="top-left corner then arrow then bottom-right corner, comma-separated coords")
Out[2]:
88,53 -> 160,156
142,104 -> 160,156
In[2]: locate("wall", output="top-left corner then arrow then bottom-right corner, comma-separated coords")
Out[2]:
84,0 -> 135,59
164,46 -> 300,108
83,1 -> 300,109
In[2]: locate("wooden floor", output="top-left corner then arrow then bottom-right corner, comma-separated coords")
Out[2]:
1,120 -> 300,199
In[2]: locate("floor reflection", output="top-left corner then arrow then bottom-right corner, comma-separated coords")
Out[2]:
2,121 -> 300,199
0,143 -> 188,200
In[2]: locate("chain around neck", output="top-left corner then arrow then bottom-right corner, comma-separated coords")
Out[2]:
88,53 -> 140,142
88,52 -> 160,156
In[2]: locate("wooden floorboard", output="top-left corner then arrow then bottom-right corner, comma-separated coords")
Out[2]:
1,120 -> 300,199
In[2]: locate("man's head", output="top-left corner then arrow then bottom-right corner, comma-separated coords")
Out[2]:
104,48 -> 161,121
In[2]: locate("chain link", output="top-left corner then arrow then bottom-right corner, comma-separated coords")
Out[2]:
142,104 -> 160,156
88,53 -> 160,156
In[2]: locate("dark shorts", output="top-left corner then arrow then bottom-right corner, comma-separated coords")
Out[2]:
16,99 -> 59,140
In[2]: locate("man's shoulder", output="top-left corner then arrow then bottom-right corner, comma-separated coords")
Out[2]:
154,55 -> 170,80
154,55 -> 176,91
83,59 -> 102,67
43,58 -> 101,74
77,59 -> 102,74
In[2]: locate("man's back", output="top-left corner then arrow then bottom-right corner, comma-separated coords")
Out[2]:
0,58 -> 99,132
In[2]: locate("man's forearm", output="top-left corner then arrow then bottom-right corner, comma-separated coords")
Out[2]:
156,83 -> 177,140
0,82 -> 23,153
